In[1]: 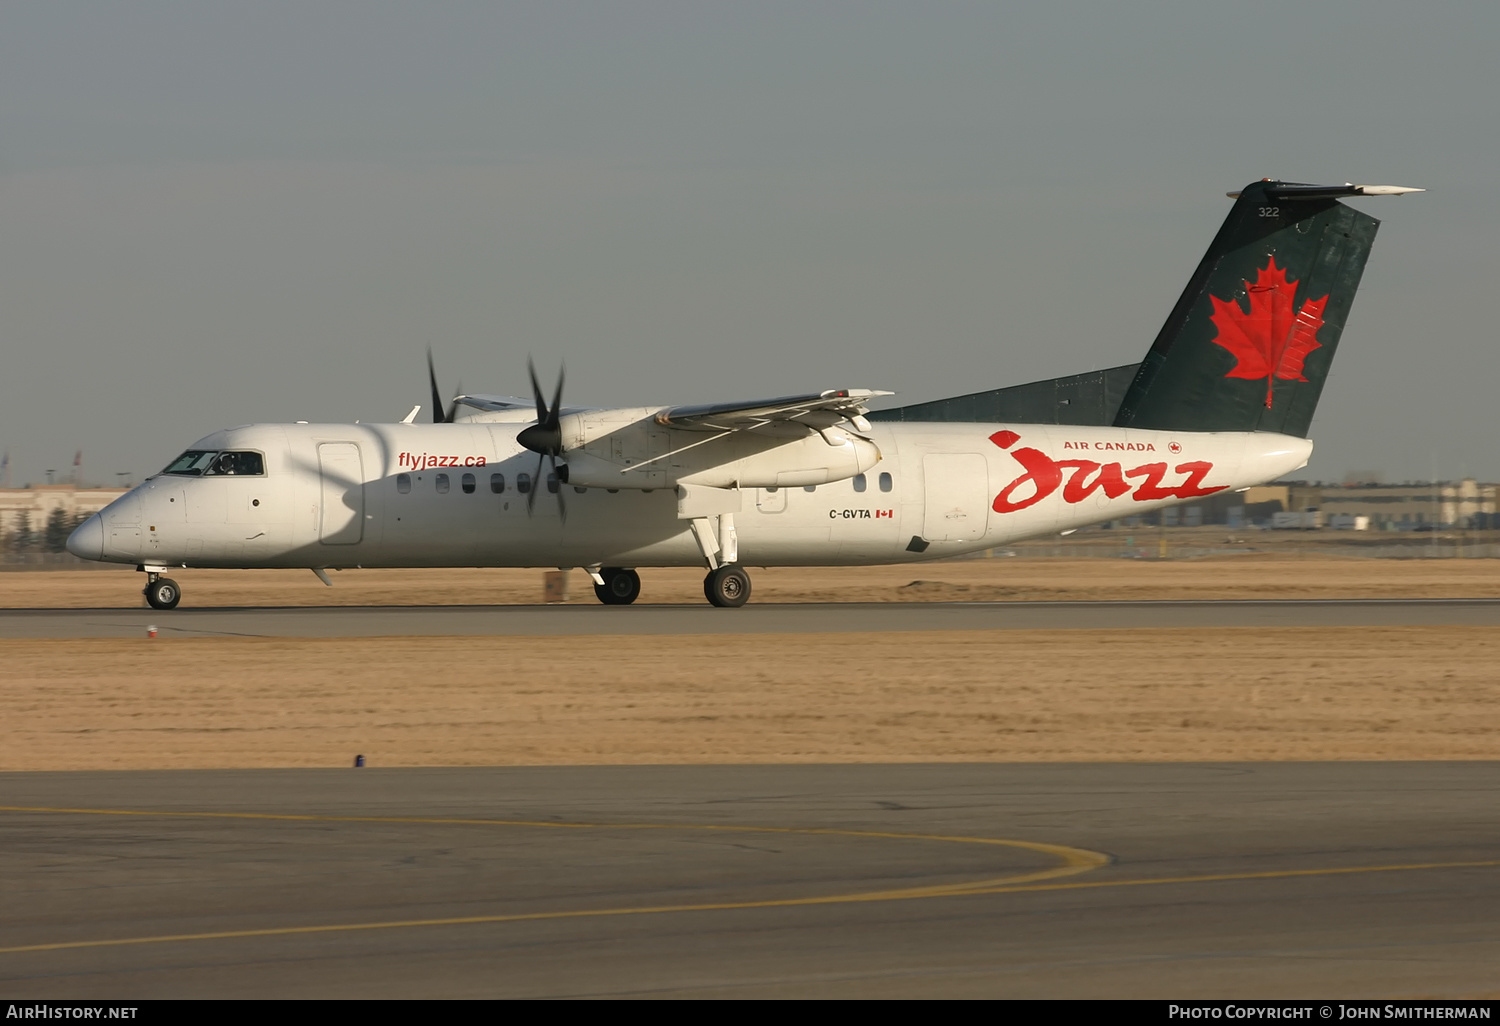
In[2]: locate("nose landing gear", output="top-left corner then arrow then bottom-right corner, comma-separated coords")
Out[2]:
143,572 -> 182,610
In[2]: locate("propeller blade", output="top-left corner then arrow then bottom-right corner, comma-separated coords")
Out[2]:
446,380 -> 462,424
548,453 -> 567,524
528,358 -> 548,422
526,453 -> 543,515
427,348 -> 447,424
549,366 -> 565,429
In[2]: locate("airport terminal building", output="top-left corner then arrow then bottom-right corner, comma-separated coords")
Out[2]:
1138,479 -> 1500,531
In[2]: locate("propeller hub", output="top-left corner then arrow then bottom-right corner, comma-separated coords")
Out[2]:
517,423 -> 562,456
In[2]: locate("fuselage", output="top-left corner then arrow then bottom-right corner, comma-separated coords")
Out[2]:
69,420 -> 1311,571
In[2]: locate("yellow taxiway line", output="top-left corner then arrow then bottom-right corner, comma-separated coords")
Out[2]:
2,805 -> 1495,956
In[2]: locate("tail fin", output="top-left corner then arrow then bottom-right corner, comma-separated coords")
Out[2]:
1113,180 -> 1409,437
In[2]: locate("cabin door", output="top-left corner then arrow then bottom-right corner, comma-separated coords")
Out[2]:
921,454 -> 988,542
318,442 -> 365,545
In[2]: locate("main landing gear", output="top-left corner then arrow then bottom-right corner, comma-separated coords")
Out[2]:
684,511 -> 750,607
593,567 -> 641,605
143,571 -> 182,610
703,565 -> 751,608
588,565 -> 752,607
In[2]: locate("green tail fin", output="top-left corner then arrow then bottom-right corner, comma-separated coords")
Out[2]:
1113,180 -> 1382,437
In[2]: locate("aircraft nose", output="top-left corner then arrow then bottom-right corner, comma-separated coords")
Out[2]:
66,513 -> 105,561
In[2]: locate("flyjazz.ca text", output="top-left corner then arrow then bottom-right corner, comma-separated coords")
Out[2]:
396,452 -> 489,471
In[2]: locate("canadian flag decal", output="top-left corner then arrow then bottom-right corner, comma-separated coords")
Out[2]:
1209,257 -> 1328,409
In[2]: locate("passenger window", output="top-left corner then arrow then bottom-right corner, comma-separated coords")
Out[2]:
490,473 -> 505,494
547,472 -> 560,494
766,486 -> 778,493
574,486 -> 586,494
461,472 -> 476,494
804,485 -> 817,493
396,473 -> 411,494
436,473 -> 450,494
517,473 -> 531,494
853,474 -> 867,493
879,472 -> 893,493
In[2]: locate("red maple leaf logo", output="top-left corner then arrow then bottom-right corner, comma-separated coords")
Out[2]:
1209,257 -> 1328,409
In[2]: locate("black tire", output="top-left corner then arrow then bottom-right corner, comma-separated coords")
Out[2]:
703,565 -> 751,608
145,577 -> 181,611
594,567 -> 641,605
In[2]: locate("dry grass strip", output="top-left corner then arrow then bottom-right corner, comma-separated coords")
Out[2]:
3,627 -> 1497,769
8,559 -> 1500,608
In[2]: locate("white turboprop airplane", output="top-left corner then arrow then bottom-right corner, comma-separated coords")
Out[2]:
68,180 -> 1420,609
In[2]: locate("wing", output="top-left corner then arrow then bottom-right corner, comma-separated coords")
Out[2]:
451,394 -> 591,425
454,394 -> 533,413
655,389 -> 893,433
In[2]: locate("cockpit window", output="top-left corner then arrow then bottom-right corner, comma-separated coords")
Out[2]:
211,451 -> 264,475
162,450 -> 265,476
163,451 -> 217,476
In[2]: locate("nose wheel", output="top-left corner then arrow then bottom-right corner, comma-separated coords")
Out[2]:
703,565 -> 751,608
144,575 -> 182,610
594,567 -> 641,605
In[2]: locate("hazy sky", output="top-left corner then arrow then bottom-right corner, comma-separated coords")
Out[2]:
2,1 -> 1494,487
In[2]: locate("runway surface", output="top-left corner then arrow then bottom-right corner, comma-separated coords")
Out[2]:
7,598 -> 1500,638
2,763 -> 1498,998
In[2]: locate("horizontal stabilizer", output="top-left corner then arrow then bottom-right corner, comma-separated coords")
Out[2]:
1227,182 -> 1424,200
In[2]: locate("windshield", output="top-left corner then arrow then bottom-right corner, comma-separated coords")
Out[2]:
162,450 -> 265,476
163,451 -> 217,476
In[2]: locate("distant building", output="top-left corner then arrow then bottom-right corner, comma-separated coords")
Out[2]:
0,486 -> 127,539
1286,479 -> 1497,530
1105,479 -> 1500,531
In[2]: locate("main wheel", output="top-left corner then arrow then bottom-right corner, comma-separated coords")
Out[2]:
703,565 -> 751,608
145,577 -> 181,610
594,567 -> 641,605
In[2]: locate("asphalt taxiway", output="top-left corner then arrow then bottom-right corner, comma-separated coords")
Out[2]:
2,763 -> 1497,998
6,598 -> 1500,638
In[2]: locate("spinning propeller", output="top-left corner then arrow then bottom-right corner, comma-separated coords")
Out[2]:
516,359 -> 569,521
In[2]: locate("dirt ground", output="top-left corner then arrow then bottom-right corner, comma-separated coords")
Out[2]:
4,560 -> 1498,770
2,626 -> 1497,770
8,555 -> 1500,608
